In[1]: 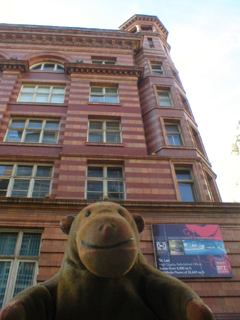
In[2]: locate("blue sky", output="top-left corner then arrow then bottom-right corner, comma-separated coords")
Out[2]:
2,0 -> 240,201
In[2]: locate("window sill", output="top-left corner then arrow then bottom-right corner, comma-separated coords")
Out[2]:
88,102 -> 121,107
11,102 -> 68,107
1,142 -> 63,148
85,142 -> 124,147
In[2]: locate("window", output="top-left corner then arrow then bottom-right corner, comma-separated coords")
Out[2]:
88,120 -> 121,143
0,164 -> 53,198
191,127 -> 205,155
0,231 -> 41,308
175,169 -> 197,202
5,119 -> 60,144
152,64 -> 164,75
18,85 -> 65,104
30,63 -> 64,72
92,60 -> 116,65
141,25 -> 153,31
147,38 -> 154,48
86,166 -> 124,200
165,124 -> 183,146
158,90 -> 173,107
90,87 -> 118,103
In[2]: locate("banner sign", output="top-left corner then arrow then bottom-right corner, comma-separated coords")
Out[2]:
152,224 -> 232,278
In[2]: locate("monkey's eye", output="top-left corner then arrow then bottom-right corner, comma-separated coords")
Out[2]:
118,210 -> 124,217
85,211 -> 91,217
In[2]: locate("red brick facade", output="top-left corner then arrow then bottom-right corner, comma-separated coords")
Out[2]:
0,15 -> 239,318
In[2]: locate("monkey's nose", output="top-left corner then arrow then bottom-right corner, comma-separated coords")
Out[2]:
99,223 -> 116,232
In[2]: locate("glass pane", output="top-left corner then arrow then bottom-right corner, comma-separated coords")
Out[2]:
33,180 -> 50,194
158,92 -> 170,98
106,133 -> 120,143
0,179 -> 9,194
87,167 -> 103,178
12,179 -> 30,191
87,181 -> 103,192
42,63 -> 55,71
105,88 -> 117,94
173,135 -> 182,146
16,166 -> 32,177
166,125 -> 179,133
34,94 -> 48,103
0,166 -> 13,176
45,121 -> 59,130
92,60 -> 103,64
90,87 -> 103,93
50,95 -> 65,103
9,120 -> 25,129
18,93 -> 33,102
105,96 -> 118,103
87,192 -> 103,200
42,132 -> 58,144
11,191 -> 28,197
107,167 -> 122,179
0,233 -> 18,255
51,87 -> 65,94
89,121 -> 102,130
178,183 -> 195,202
27,120 -> 42,129
176,170 -> 191,180
160,100 -> 172,107
6,130 -> 22,142
35,166 -> 52,178
90,96 -> 104,103
24,131 -> 40,143
13,262 -> 35,297
57,65 -> 64,71
108,181 -> 123,193
31,65 -> 41,70
106,122 -> 119,130
108,193 -> 124,200
20,233 -> 41,256
0,261 -> 11,308
37,87 -> 50,94
21,86 -> 35,93
104,61 -> 115,65
89,132 -> 103,143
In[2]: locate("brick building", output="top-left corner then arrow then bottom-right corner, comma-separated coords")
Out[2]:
0,14 -> 239,319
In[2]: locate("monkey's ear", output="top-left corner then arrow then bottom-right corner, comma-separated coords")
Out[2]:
60,215 -> 75,235
132,214 -> 145,233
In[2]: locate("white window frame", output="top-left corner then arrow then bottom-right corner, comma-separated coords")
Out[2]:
0,230 -> 41,308
175,168 -> 197,202
89,86 -> 119,103
4,118 -> 60,144
17,85 -> 65,104
0,163 -> 53,198
158,90 -> 173,107
151,64 -> 164,75
91,60 -> 116,65
87,120 -> 122,143
165,123 -> 183,146
30,62 -> 64,72
85,165 -> 125,200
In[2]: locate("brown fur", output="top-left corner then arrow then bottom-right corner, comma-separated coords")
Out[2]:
0,202 -> 215,320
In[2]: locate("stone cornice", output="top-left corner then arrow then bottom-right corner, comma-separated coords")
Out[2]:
119,14 -> 168,41
0,25 -> 142,53
64,62 -> 144,79
0,59 -> 29,72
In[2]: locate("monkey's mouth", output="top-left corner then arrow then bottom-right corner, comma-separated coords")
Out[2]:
81,238 -> 134,250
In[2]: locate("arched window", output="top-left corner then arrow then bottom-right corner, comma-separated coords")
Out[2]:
30,62 -> 64,72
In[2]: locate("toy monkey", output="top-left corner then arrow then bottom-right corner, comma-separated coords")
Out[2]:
0,202 -> 215,320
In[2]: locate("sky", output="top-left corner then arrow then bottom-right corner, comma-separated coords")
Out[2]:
1,0 -> 240,202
